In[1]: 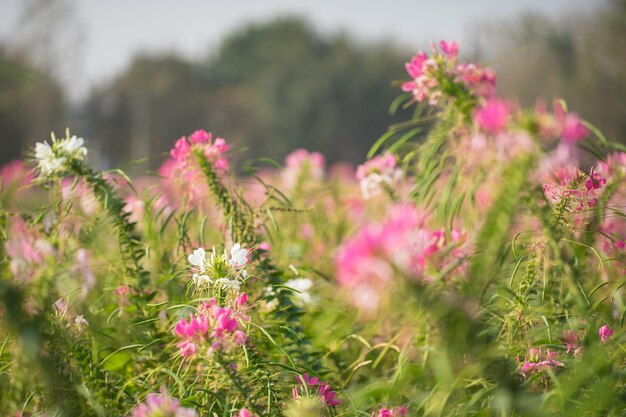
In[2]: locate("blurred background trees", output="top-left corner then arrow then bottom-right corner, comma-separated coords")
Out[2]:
1,0 -> 625,169
83,18 -> 407,169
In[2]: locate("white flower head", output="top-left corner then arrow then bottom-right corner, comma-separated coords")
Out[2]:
34,132 -> 87,177
285,277 -> 314,304
74,314 -> 89,334
188,248 -> 206,273
192,274 -> 212,287
228,243 -> 248,268
214,278 -> 241,292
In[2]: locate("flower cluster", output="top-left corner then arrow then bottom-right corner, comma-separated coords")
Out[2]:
34,133 -> 87,177
473,98 -> 510,134
356,152 -> 402,200
518,348 -> 564,377
293,373 -> 341,408
543,167 -> 606,212
535,100 -> 589,144
234,408 -> 257,417
562,329 -> 584,356
160,130 -> 230,205
131,393 -> 198,417
0,160 -> 34,189
401,40 -> 495,106
599,325 -> 614,343
282,148 -> 326,189
335,205 -> 465,310
188,244 -> 249,291
174,294 -> 248,357
372,406 -> 408,417
5,217 -> 53,279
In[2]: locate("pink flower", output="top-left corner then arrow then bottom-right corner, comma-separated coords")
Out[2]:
372,406 -> 408,417
439,40 -> 459,59
123,196 -> 146,224
1,160 -> 34,188
335,205 -> 465,309
599,325 -> 614,343
162,130 -> 231,207
213,307 -> 238,337
177,340 -> 197,357
473,98 -> 510,134
562,330 -> 584,356
518,348 -> 564,377
175,315 -> 209,339
585,169 -> 606,191
318,384 -> 341,407
189,129 -> 210,144
294,373 -> 341,407
131,393 -> 198,417
116,285 -> 130,296
282,148 -> 325,188
235,293 -> 248,308
170,136 -> 191,161
356,152 -> 402,199
404,52 -> 428,79
235,408 -> 257,417
561,113 -> 588,143
454,63 -> 496,98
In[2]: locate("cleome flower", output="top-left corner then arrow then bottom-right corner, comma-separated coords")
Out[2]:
518,348 -> 564,377
34,131 -> 87,177
160,129 -> 230,206
356,152 -> 403,200
372,406 -> 408,417
401,40 -> 496,106
130,392 -> 198,417
174,294 -> 249,357
293,373 -> 341,408
599,325 -> 614,343
188,244 -> 249,291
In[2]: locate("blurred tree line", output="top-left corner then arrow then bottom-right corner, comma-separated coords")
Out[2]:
474,0 -> 626,146
1,1 -> 625,169
83,18 -> 408,169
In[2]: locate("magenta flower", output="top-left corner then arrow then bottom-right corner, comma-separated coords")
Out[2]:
335,205 -> 465,310
585,169 -> 606,191
372,406 -> 408,417
560,113 -> 588,143
562,330 -> 584,356
439,40 -> 459,59
473,98 -> 510,134
518,348 -> 564,377
161,130 -> 231,207
294,373 -> 341,407
599,325 -> 614,343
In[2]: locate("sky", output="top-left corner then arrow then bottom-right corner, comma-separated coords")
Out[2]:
0,0 -> 598,101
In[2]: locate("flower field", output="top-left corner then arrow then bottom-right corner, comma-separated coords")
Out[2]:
1,40 -> 625,416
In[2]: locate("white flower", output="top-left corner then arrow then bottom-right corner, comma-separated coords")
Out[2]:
192,274 -> 212,287
34,134 -> 87,177
74,314 -> 89,334
228,243 -> 248,268
285,277 -> 314,304
57,135 -> 87,158
214,278 -> 241,291
359,169 -> 403,200
188,248 -> 206,273
35,142 -> 65,177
